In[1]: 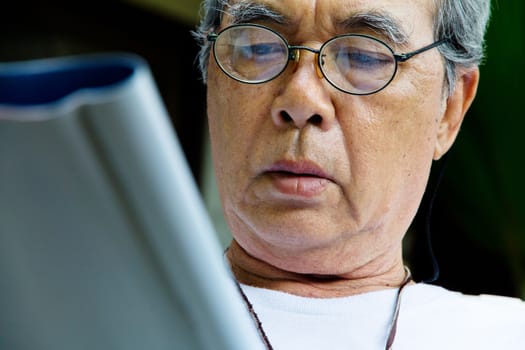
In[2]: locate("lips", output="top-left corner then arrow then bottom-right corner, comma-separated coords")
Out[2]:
264,160 -> 333,197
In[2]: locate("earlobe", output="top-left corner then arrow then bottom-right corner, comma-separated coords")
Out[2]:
433,68 -> 480,160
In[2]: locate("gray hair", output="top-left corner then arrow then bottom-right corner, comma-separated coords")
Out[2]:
434,0 -> 491,93
193,0 -> 491,95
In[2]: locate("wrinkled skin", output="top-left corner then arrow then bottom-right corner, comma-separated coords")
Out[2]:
206,0 -> 479,296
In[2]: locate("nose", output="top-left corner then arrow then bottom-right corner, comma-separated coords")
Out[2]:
270,49 -> 336,131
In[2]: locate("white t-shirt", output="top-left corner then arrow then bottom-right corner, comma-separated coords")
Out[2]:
240,283 -> 525,349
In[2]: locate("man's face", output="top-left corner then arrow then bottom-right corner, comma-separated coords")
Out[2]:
207,0 -> 465,275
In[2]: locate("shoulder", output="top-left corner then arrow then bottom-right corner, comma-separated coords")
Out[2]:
397,284 -> 525,349
405,283 -> 525,315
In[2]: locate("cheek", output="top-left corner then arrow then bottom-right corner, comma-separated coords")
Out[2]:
381,98 -> 440,180
377,97 -> 442,212
338,95 -> 439,166
336,86 -> 442,211
206,70 -> 273,195
378,67 -> 444,153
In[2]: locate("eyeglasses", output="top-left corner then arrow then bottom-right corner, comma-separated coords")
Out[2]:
208,24 -> 446,95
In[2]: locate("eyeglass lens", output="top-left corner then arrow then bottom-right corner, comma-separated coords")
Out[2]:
213,26 -> 289,83
212,25 -> 399,95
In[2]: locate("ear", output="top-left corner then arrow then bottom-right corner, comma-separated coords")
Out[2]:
433,68 -> 480,160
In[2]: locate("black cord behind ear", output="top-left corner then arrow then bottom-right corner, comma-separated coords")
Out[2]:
421,153 -> 450,283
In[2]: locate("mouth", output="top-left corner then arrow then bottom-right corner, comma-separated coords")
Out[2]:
266,160 -> 332,178
263,160 -> 333,198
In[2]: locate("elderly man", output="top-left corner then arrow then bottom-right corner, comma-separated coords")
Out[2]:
194,0 -> 525,349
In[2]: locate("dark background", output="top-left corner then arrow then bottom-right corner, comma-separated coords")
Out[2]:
1,1 -> 523,298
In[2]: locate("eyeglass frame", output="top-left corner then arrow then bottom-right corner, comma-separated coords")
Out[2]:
207,23 -> 447,95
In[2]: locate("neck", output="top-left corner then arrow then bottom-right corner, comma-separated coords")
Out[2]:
226,240 -> 411,298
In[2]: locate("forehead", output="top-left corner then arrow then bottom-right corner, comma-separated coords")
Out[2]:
224,0 -> 436,42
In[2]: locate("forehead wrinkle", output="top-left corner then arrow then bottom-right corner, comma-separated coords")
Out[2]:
337,11 -> 410,46
224,0 -> 290,25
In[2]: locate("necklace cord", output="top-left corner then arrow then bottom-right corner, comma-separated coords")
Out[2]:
385,266 -> 413,350
235,266 -> 413,350
235,282 -> 275,350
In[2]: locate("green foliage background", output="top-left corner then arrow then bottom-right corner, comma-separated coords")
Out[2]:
442,1 -> 525,297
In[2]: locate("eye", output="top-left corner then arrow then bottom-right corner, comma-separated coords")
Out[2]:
236,42 -> 287,63
336,47 -> 391,71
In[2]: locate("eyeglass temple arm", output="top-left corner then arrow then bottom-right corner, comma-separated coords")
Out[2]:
394,39 -> 448,62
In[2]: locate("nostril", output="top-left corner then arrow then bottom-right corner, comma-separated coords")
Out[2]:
277,111 -> 324,128
280,110 -> 293,123
309,114 -> 323,126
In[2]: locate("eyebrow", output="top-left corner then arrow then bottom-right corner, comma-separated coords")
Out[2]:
337,11 -> 410,46
225,1 -> 288,25
223,2 -> 409,46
